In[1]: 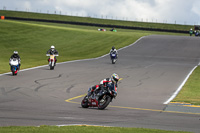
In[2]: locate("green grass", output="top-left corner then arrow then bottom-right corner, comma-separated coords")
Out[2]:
172,66 -> 200,105
0,125 -> 191,133
0,10 -> 192,31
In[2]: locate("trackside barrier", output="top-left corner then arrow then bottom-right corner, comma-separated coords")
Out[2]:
5,16 -> 188,34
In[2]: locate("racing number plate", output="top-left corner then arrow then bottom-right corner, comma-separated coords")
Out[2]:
50,55 -> 54,60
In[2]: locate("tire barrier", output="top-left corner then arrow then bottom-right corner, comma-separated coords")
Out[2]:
1,16 -> 5,19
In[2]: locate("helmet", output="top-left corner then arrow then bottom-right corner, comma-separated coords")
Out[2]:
13,51 -> 18,54
51,45 -> 55,49
111,73 -> 119,84
112,46 -> 115,50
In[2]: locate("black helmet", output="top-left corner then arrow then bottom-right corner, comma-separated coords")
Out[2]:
112,46 -> 115,50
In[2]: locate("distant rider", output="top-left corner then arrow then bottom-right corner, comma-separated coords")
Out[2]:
87,73 -> 120,99
110,46 -> 118,58
46,45 -> 59,65
189,28 -> 193,36
10,51 -> 21,68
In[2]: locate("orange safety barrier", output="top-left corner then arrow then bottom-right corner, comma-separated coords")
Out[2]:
1,16 -> 5,20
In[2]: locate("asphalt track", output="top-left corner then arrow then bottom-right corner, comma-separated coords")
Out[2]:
0,35 -> 200,132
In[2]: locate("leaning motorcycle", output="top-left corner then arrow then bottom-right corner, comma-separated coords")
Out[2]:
9,58 -> 20,76
81,84 -> 117,110
110,52 -> 117,64
46,54 -> 58,70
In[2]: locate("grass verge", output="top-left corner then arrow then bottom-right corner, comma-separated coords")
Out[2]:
172,66 -> 200,105
0,125 -> 191,133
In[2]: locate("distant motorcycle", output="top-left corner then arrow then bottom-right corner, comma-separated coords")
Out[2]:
81,84 -> 117,110
9,58 -> 20,75
46,54 -> 58,70
110,51 -> 117,64
195,31 -> 200,37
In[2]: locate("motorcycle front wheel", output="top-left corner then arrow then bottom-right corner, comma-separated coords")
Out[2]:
81,96 -> 89,108
112,59 -> 116,64
98,95 -> 111,110
50,62 -> 54,70
11,67 -> 17,76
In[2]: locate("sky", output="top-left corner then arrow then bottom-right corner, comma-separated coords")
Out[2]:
1,0 -> 200,25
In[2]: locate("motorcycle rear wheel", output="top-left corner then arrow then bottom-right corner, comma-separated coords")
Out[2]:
98,95 -> 111,110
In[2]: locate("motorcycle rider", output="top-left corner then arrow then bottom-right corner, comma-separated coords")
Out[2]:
87,73 -> 119,99
110,46 -> 118,58
189,28 -> 193,36
46,45 -> 59,65
10,51 -> 21,68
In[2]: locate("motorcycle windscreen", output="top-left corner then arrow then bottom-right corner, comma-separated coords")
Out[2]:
10,58 -> 19,66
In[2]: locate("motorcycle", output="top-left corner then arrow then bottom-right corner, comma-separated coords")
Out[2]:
195,31 -> 200,37
46,54 -> 58,70
81,84 -> 117,110
9,58 -> 20,76
110,51 -> 117,64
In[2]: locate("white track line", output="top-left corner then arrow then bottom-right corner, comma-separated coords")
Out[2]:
163,63 -> 199,104
56,124 -> 111,127
0,36 -> 145,77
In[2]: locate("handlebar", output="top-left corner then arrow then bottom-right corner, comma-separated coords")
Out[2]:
46,54 -> 59,56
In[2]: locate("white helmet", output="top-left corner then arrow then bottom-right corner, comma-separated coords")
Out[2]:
14,51 -> 18,54
51,45 -> 55,49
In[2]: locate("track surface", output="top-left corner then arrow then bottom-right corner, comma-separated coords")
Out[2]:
0,35 -> 200,132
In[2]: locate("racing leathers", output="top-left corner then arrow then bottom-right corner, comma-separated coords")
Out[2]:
87,78 -> 114,98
